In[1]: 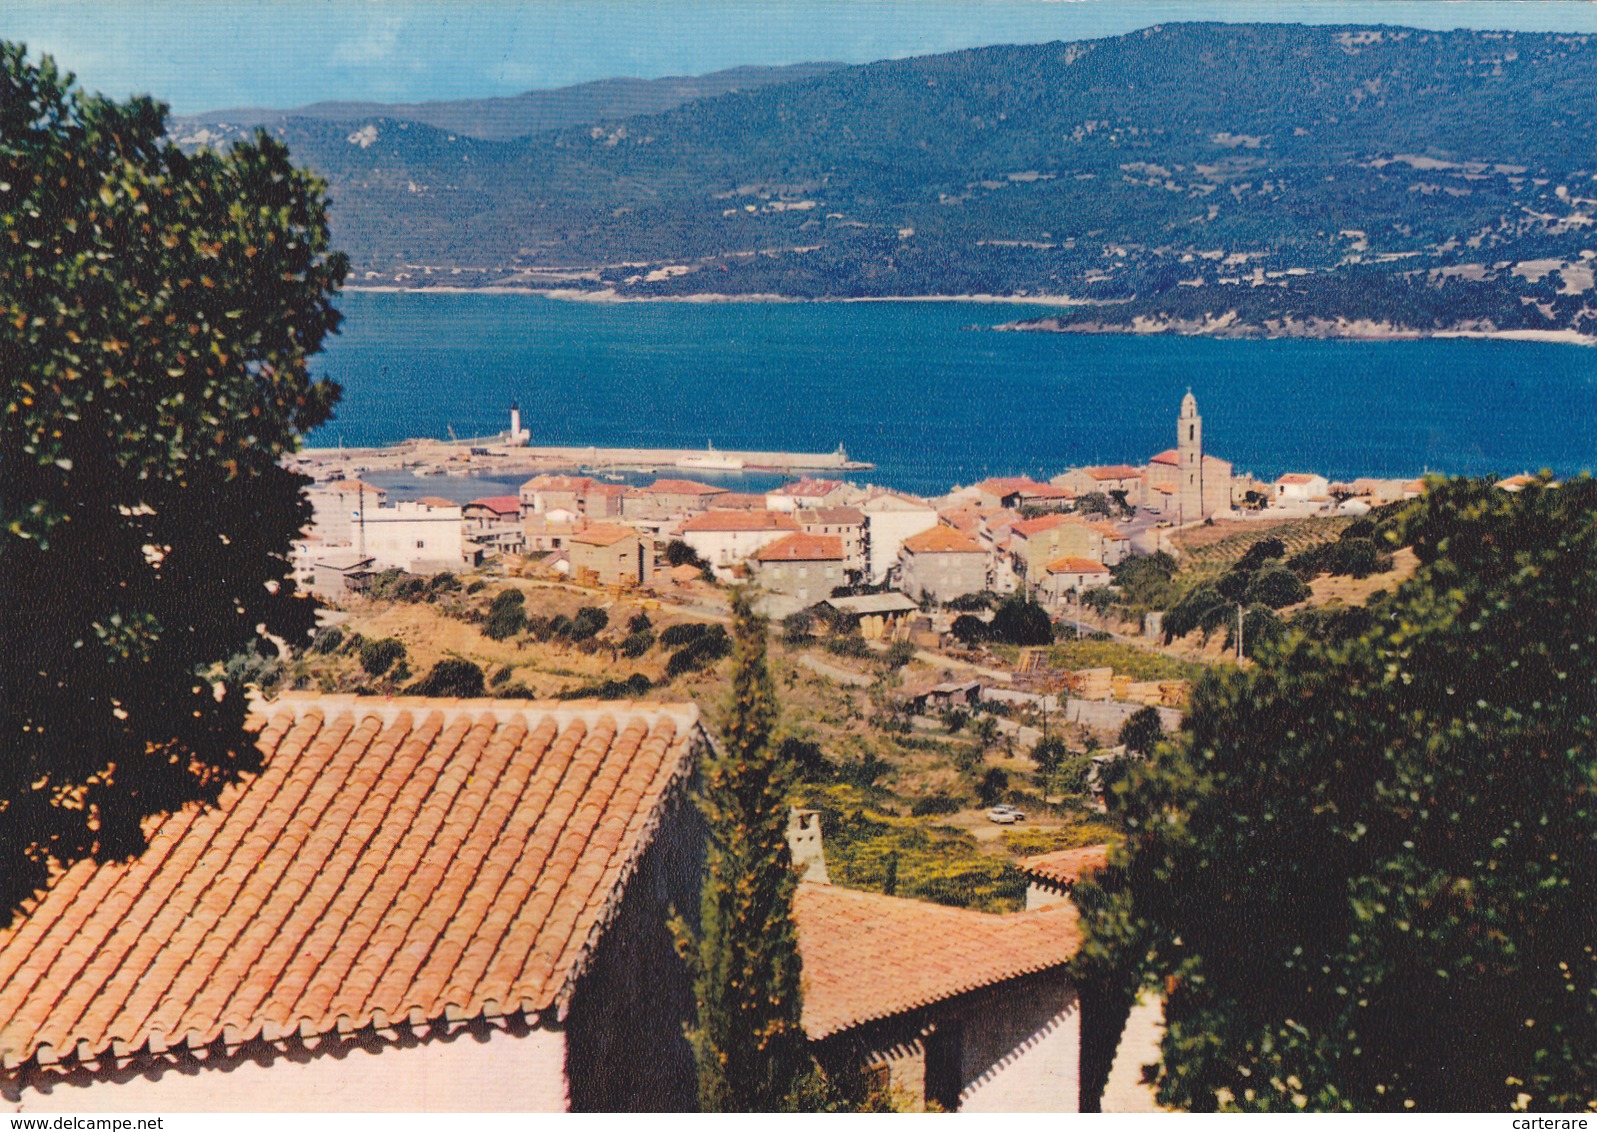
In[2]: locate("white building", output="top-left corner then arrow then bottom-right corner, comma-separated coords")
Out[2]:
1273,473 -> 1331,505
362,499 -> 468,573
676,510 -> 800,576
861,491 -> 940,584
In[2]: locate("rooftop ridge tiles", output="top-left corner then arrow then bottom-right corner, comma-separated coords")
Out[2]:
362,716 -> 590,1019
128,710 -> 386,1053
2,709 -> 334,1063
239,711 -> 469,1041
185,711 -> 430,1044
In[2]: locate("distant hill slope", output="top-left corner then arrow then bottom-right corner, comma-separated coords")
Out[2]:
168,61 -> 845,143
177,24 -> 1597,337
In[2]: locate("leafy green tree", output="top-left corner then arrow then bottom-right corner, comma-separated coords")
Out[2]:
989,595 -> 1054,645
950,613 -> 990,646
1082,477 -> 1597,1111
0,45 -> 345,917
673,589 -> 830,1110
1117,706 -> 1165,755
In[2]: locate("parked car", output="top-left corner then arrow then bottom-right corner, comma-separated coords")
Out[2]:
985,804 -> 1026,824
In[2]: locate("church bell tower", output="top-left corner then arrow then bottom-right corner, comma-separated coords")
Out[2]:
1178,389 -> 1203,524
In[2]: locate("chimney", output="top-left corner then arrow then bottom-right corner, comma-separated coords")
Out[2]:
786,808 -> 830,885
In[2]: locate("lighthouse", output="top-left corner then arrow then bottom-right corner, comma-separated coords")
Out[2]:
508,402 -> 531,446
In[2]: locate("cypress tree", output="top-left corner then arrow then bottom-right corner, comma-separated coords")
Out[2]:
673,589 -> 825,1111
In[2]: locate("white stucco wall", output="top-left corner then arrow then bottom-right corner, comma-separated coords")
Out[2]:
862,504 -> 939,583
12,1024 -> 569,1113
958,983 -> 1081,1113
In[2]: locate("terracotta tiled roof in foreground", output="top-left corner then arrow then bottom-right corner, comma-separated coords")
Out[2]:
0,694 -> 704,1072
1019,844 -> 1112,888
570,522 -> 641,547
793,883 -> 1081,1040
1045,556 -> 1110,575
678,510 -> 800,533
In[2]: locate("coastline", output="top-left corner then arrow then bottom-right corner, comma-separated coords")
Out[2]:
338,286 -> 1596,343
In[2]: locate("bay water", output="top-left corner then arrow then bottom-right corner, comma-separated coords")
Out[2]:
312,291 -> 1597,497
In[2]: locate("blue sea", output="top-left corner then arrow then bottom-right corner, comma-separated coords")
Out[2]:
310,291 -> 1597,497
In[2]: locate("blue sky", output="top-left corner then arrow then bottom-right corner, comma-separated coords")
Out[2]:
11,0 -> 1597,114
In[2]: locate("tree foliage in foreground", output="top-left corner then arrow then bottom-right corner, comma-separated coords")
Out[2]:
1078,478 -> 1597,1111
672,590 -> 836,1111
0,45 -> 345,919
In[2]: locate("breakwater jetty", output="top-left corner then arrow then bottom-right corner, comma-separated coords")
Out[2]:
295,436 -> 873,479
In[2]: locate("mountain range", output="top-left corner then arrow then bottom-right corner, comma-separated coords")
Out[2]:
169,23 -> 1597,338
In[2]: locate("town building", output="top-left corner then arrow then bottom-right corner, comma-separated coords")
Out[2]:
622,479 -> 731,523
307,550 -> 376,601
815,592 -> 921,642
463,496 -> 527,557
1274,472 -> 1331,505
304,480 -> 387,546
750,532 -> 848,617
1053,465 -> 1144,500
796,506 -> 867,580
1038,557 -> 1112,603
861,492 -> 941,584
898,525 -> 989,603
568,523 -> 654,588
766,479 -> 852,513
0,695 -> 712,1112
362,499 -> 470,574
1138,393 -> 1233,522
521,514 -> 587,553
795,883 -> 1084,1111
676,510 -> 800,577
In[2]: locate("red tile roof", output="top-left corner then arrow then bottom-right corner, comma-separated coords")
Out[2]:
520,474 -> 594,494
1276,473 -> 1319,485
466,495 -> 521,516
798,506 -> 864,526
973,476 -> 1045,496
713,492 -> 771,510
0,695 -> 703,1072
643,479 -> 729,496
1019,483 -> 1075,500
1010,514 -> 1070,538
755,533 -> 845,562
774,479 -> 843,498
1046,556 -> 1110,575
1149,449 -> 1180,466
793,884 -> 1081,1039
1019,845 -> 1112,888
678,510 -> 800,533
416,496 -> 459,509
570,522 -> 642,547
1087,465 -> 1144,480
901,525 -> 986,555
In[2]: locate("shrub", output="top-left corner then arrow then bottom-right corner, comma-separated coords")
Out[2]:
484,604 -> 528,640
427,572 -> 460,594
910,793 -> 962,817
882,640 -> 915,668
1118,705 -> 1166,755
627,612 -> 653,634
950,614 -> 990,646
660,621 -> 710,649
488,588 -> 526,615
824,633 -> 870,659
665,624 -> 732,677
621,629 -> 655,658
1244,564 -> 1311,608
309,626 -> 345,654
940,708 -> 969,733
490,665 -> 515,687
407,658 -> 485,698
782,611 -> 815,645
359,637 -> 406,677
779,737 -> 832,782
498,681 -> 534,698
664,539 -> 706,568
568,606 -> 609,641
465,580 -> 487,594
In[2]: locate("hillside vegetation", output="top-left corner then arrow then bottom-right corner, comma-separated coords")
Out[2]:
172,23 -> 1597,336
